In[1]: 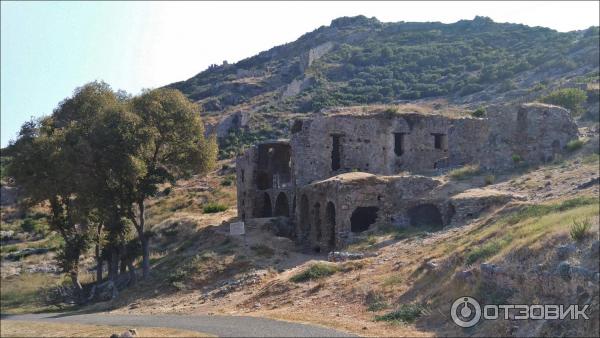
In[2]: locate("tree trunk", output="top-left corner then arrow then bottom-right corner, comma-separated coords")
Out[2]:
127,261 -> 137,286
141,235 -> 150,278
70,269 -> 83,303
120,258 -> 127,275
138,200 -> 150,279
109,248 -> 119,281
95,224 -> 103,283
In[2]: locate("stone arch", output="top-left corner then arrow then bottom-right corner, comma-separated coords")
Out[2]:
350,207 -> 379,233
312,202 -> 322,252
325,201 -> 336,248
274,192 -> 290,217
407,204 -> 443,230
255,192 -> 272,218
299,194 -> 310,238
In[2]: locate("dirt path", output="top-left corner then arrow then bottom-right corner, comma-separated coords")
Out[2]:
1,312 -> 356,337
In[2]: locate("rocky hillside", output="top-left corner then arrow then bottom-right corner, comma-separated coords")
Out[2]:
168,16 -> 599,118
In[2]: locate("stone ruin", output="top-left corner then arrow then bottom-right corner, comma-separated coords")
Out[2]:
236,103 -> 578,252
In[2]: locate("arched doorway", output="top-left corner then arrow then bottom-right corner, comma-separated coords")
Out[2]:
299,194 -> 310,239
259,192 -> 272,217
274,192 -> 290,217
350,206 -> 378,233
312,202 -> 322,252
325,202 -> 336,248
407,204 -> 443,230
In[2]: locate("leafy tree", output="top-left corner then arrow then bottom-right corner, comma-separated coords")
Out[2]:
541,88 -> 588,115
7,118 -> 92,299
129,88 -> 217,278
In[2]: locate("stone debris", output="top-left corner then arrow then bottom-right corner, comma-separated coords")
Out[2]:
327,251 -> 376,262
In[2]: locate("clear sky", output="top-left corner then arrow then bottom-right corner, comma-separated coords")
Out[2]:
1,1 -> 599,147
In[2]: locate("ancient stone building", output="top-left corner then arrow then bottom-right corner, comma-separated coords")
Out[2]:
236,103 -> 578,252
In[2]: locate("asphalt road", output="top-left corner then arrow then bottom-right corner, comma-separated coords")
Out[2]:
2,312 -> 356,337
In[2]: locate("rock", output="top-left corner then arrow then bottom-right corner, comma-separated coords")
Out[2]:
0,230 -> 15,241
480,263 -> 503,277
455,269 -> 474,281
571,266 -> 596,280
425,261 -> 438,270
557,261 -> 571,281
6,248 -> 49,261
328,251 -> 376,262
576,177 -> 599,190
556,244 -> 577,260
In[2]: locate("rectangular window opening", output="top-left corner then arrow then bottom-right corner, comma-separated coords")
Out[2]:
432,133 -> 447,150
331,134 -> 341,171
394,133 -> 405,156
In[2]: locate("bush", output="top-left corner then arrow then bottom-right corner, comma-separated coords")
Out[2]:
512,154 -> 523,163
250,244 -> 274,257
375,304 -> 425,323
570,218 -> 592,242
471,107 -> 486,118
448,164 -> 480,180
220,175 -> 235,186
202,202 -> 228,214
290,263 -> 338,283
566,139 -> 584,152
484,175 -> 495,185
465,239 -> 506,265
541,88 -> 587,116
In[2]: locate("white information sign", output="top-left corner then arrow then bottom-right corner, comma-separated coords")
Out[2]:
229,221 -> 245,235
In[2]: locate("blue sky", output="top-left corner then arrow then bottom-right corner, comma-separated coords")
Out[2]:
2,1 -> 599,147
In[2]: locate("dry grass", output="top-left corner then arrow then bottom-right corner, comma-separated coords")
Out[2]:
0,273 -> 67,314
0,320 -> 212,337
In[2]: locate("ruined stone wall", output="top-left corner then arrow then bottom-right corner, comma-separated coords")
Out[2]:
294,173 -> 446,251
290,113 -> 487,186
236,141 -> 295,221
482,103 -> 579,168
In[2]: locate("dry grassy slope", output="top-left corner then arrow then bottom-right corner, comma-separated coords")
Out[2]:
91,127 -> 600,337
1,126 -> 598,336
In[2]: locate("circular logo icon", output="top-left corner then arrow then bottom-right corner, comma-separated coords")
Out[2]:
451,296 -> 481,328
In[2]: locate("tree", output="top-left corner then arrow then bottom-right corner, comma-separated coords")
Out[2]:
129,88 -> 217,278
541,88 -> 587,116
7,118 -> 92,300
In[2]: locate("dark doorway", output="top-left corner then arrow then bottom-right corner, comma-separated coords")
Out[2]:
261,193 -> 272,217
299,194 -> 310,237
432,133 -> 447,150
407,204 -> 443,230
394,133 -> 405,156
326,202 -> 336,248
350,207 -> 379,233
331,134 -> 341,171
274,192 -> 290,217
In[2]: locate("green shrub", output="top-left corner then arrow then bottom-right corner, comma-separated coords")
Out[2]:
570,218 -> 592,242
465,239 -> 507,265
375,304 -> 425,323
202,202 -> 228,214
250,244 -> 275,257
220,175 -> 235,186
448,164 -> 480,180
542,88 -> 587,116
484,175 -> 495,185
512,154 -> 523,163
471,107 -> 486,118
566,139 -> 584,152
20,218 -> 48,235
290,263 -> 339,283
